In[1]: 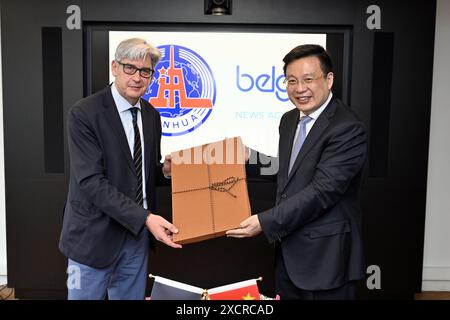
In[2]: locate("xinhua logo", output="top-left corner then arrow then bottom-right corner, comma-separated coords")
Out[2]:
143,45 -> 216,136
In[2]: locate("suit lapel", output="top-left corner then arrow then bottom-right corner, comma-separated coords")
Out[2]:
141,100 -> 155,184
102,87 -> 135,173
279,110 -> 300,191
284,98 -> 336,188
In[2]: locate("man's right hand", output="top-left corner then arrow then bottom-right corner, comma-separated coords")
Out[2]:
146,213 -> 182,249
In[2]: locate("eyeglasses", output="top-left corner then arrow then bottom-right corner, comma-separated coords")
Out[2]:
117,61 -> 154,79
283,74 -> 327,87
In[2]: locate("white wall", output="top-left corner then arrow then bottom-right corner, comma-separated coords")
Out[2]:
422,0 -> 450,291
0,3 -> 8,286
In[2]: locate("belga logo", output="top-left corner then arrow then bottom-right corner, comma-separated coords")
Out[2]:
143,45 -> 216,136
236,66 -> 288,102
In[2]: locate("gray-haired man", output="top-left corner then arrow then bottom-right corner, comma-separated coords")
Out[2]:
59,38 -> 181,300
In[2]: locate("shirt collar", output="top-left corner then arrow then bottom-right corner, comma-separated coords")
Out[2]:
111,82 -> 141,113
299,91 -> 333,120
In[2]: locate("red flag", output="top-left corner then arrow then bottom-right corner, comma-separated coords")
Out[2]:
207,279 -> 260,300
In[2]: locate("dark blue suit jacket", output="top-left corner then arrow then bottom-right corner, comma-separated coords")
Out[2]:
59,86 -> 166,268
258,97 -> 367,291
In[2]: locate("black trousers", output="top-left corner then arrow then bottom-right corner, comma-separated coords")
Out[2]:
275,250 -> 357,300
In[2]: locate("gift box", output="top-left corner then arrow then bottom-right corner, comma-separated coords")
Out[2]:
171,137 -> 251,244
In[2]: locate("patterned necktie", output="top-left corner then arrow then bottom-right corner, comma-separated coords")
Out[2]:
129,107 -> 143,206
288,115 -> 312,175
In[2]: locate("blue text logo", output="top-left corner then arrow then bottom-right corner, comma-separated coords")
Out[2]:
236,66 -> 288,102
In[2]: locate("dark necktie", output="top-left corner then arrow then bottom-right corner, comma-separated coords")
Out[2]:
130,108 -> 143,207
288,115 -> 312,175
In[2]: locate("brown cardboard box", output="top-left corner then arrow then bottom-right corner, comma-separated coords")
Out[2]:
171,137 -> 251,244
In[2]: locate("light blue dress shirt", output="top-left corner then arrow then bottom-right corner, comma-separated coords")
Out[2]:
111,83 -> 148,209
292,92 -> 333,148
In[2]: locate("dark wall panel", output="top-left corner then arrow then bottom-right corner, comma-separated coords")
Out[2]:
369,32 -> 394,178
84,28 -> 109,96
42,27 -> 64,173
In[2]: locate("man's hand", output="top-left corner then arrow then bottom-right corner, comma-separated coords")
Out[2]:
226,215 -> 262,238
162,154 -> 172,177
146,213 -> 182,248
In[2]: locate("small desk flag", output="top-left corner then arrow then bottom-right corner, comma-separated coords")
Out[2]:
149,275 -> 205,300
207,279 -> 260,300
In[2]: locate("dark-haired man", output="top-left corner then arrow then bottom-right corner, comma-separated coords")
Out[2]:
228,44 -> 367,300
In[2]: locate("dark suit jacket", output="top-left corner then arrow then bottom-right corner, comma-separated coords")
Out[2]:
59,86 -> 167,268
258,97 -> 367,291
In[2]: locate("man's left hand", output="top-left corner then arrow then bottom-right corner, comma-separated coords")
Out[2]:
226,215 -> 262,238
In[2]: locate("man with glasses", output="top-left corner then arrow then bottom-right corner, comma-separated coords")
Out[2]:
228,44 -> 367,300
59,38 -> 182,300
